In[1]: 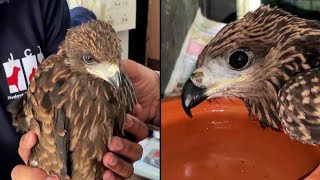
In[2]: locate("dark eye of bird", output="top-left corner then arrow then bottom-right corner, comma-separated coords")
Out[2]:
229,50 -> 250,70
82,54 -> 96,65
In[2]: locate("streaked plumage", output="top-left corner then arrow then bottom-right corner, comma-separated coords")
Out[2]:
8,20 -> 136,179
181,5 -> 320,145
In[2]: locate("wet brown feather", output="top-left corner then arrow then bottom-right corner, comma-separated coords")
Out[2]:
196,5 -> 320,144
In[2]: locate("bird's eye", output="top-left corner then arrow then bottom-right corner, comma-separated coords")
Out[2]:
229,50 -> 251,70
82,54 -> 96,65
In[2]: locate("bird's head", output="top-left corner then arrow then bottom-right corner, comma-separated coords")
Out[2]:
182,5 -> 320,128
60,20 -> 122,89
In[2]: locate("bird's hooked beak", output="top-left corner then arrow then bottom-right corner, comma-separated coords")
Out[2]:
181,68 -> 237,118
87,63 -> 121,89
181,78 -> 207,118
106,63 -> 121,89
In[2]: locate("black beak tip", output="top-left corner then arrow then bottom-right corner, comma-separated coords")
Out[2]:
186,110 -> 193,118
181,95 -> 193,118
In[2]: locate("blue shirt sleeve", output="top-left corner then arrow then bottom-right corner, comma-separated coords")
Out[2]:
42,0 -> 70,57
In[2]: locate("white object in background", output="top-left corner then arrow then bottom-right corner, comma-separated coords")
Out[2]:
67,0 -> 136,32
116,31 -> 129,59
237,0 -> 261,19
133,131 -> 160,180
164,9 -> 226,97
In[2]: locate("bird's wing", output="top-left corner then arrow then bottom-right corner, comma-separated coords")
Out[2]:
9,54 -> 71,178
121,72 -> 137,114
27,108 -> 70,178
277,67 -> 320,145
112,73 -> 137,136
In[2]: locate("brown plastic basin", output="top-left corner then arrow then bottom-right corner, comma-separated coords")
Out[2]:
162,96 -> 320,180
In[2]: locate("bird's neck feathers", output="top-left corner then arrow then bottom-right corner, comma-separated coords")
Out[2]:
242,83 -> 282,130
242,33 -> 320,130
242,50 -> 320,130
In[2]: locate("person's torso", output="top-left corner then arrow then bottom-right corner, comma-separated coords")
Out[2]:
0,0 -> 50,178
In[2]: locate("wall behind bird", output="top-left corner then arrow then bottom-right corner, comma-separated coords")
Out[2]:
146,0 -> 160,71
129,0 -> 150,66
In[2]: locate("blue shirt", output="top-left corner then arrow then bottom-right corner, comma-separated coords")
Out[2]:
0,0 -> 70,179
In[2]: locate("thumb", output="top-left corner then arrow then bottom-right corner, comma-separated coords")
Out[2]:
120,59 -> 145,83
18,131 -> 38,164
133,103 -> 143,117
11,165 -> 49,180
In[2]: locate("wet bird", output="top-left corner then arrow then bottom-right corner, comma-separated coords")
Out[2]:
8,20 -> 136,179
181,5 -> 320,145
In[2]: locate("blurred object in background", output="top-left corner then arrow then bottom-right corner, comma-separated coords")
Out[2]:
262,0 -> 320,20
67,0 -> 137,59
146,0 -> 160,71
199,1 -> 237,22
162,0 -> 237,97
161,0 -> 200,97
129,0 -> 149,65
67,0 -> 136,31
133,130 -> 160,180
164,9 -> 226,97
237,0 -> 261,18
70,7 -> 97,27
129,0 -> 160,69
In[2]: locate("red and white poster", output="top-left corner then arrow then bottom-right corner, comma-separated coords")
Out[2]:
21,49 -> 38,85
3,53 -> 27,93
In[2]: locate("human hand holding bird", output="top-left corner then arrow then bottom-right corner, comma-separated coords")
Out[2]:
11,58 -> 158,180
8,20 -> 155,180
11,108 -> 148,180
120,59 -> 160,123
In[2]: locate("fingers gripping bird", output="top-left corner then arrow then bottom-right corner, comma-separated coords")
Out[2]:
182,5 -> 320,145
8,20 -> 137,179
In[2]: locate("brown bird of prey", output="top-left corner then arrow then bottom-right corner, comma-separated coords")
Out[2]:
182,5 -> 320,145
8,20 -> 136,179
